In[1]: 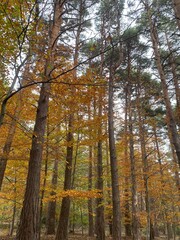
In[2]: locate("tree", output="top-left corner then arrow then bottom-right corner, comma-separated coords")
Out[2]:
16,1 -> 64,239
142,0 -> 180,168
108,53 -> 122,239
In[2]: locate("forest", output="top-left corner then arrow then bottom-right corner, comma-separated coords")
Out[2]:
0,0 -> 179,240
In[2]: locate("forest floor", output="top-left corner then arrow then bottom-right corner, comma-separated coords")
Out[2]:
0,234 -> 169,240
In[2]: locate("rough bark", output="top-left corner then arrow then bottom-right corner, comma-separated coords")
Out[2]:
16,1 -> 63,239
108,65 -> 121,239
16,82 -> 51,240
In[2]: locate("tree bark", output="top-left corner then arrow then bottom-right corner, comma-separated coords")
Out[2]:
16,1 -> 63,239
124,86 -> 132,237
39,123 -> 49,237
105,130 -> 113,237
46,158 -> 58,235
165,32 -> 180,126
56,1 -> 85,237
136,83 -> 152,240
55,115 -> 74,240
9,174 -> 17,236
95,92 -> 105,240
108,63 -> 121,239
16,82 -> 51,240
126,48 -> 141,239
144,1 -> 180,167
128,93 -> 141,240
88,145 -> 94,237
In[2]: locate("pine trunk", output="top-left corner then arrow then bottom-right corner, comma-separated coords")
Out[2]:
124,87 -> 132,237
96,94 -> 105,240
16,82 -> 51,240
136,86 -> 152,240
165,32 -> 180,126
126,49 -> 140,239
108,66 -> 121,239
39,126 -> 49,237
16,1 -> 63,238
129,112 -> 141,240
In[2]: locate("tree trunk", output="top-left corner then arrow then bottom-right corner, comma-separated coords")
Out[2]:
108,63 -> 121,239
126,48 -> 140,240
105,131 -> 113,237
153,125 -> 179,239
88,145 -> 94,237
140,132 -> 152,240
144,1 -> 180,167
165,31 -> 180,126
39,124 -> 49,237
55,115 -> 74,240
9,174 -> 17,236
136,88 -> 152,240
95,140 -> 105,240
56,2 -> 87,237
16,82 -> 51,240
16,1 -> 63,239
124,86 -> 132,238
95,92 -> 105,240
128,99 -> 141,240
80,206 -> 84,235
154,124 -> 180,192
46,158 -> 58,235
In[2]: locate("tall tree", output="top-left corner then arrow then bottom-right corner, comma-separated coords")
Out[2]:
55,1 -> 90,239
95,89 -> 105,240
16,1 -> 64,239
108,49 -> 122,239
142,0 -> 180,167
